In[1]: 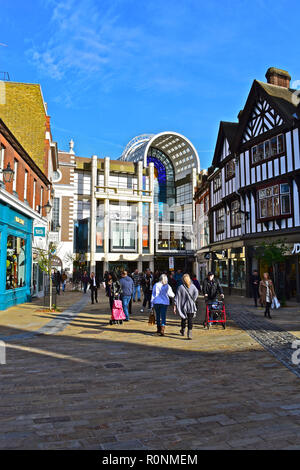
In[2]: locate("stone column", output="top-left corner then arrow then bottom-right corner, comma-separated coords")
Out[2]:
149,162 -> 155,256
137,161 -> 143,261
103,157 -> 110,267
90,155 -> 97,273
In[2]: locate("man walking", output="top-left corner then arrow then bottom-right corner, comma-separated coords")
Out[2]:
250,269 -> 260,307
89,272 -> 100,304
141,269 -> 153,312
132,268 -> 142,302
82,271 -> 89,294
202,272 -> 224,301
119,270 -> 134,321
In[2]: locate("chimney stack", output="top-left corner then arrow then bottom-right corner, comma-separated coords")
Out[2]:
265,67 -> 291,89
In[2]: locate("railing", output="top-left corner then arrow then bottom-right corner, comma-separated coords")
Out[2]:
95,185 -> 152,197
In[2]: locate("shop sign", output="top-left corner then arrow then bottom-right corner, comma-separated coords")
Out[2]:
292,243 -> 300,254
48,232 -> 59,242
204,253 -> 210,260
34,227 -> 45,237
15,216 -> 24,225
169,257 -> 174,270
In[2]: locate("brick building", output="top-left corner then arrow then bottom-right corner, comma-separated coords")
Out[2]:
0,118 -> 51,308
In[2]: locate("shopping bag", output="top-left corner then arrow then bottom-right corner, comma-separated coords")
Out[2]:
112,300 -> 126,320
271,296 -> 280,309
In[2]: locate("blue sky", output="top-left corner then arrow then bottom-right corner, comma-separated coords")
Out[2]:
1,0 -> 299,168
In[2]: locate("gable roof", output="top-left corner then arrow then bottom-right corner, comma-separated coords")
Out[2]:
212,121 -> 239,166
233,80 -> 298,148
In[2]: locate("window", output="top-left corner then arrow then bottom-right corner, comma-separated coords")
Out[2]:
252,134 -> 285,164
216,208 -> 225,233
225,160 -> 235,180
33,180 -> 36,210
258,183 -> 291,219
13,160 -> 18,192
24,170 -> 28,201
110,221 -> 136,251
0,146 -> 5,181
214,173 -> 222,191
6,235 -> 26,289
231,200 -> 241,228
176,183 -> 193,205
52,197 -> 60,231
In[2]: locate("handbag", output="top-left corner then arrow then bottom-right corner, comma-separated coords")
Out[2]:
148,308 -> 156,325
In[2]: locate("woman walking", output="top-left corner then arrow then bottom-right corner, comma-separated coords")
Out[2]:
151,274 -> 175,336
106,272 -> 122,312
259,272 -> 276,319
175,273 -> 199,340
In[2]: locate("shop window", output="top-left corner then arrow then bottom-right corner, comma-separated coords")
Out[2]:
258,183 -> 291,219
252,134 -> 285,164
215,260 -> 228,287
6,235 -> 26,289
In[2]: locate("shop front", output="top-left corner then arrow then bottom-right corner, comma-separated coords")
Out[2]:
0,202 -> 32,310
211,243 -> 246,296
246,236 -> 300,302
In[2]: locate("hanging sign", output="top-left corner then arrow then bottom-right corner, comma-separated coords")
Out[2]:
169,257 -> 174,270
292,243 -> 300,254
34,227 -> 46,237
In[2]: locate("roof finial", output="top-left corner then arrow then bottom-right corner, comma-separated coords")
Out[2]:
69,138 -> 75,154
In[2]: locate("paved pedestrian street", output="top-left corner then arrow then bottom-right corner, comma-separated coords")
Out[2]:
1,291 -> 300,450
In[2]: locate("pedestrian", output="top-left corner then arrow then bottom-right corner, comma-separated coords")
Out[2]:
191,273 -> 201,293
132,268 -> 142,302
61,271 -> 67,292
168,272 -> 177,303
106,272 -> 122,312
119,270 -> 134,321
202,272 -> 224,301
250,269 -> 261,307
89,272 -> 100,304
54,269 -> 61,295
82,270 -> 89,294
174,274 -> 199,340
151,274 -> 175,336
141,269 -> 153,312
259,272 -> 276,319
174,269 -> 183,290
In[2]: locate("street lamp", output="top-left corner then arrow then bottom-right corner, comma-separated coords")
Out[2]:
1,162 -> 14,184
39,201 -> 52,215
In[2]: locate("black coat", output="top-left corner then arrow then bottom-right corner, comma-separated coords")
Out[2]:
89,277 -> 100,289
202,278 -> 223,300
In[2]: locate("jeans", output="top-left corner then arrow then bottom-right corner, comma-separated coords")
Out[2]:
83,282 -> 88,293
133,284 -> 141,301
143,291 -> 152,309
154,304 -> 168,327
122,295 -> 132,320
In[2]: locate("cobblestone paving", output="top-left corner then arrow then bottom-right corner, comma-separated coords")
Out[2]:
1,294 -> 300,450
228,304 -> 300,379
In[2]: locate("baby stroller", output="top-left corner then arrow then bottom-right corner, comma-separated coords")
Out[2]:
110,298 -> 126,325
203,299 -> 226,330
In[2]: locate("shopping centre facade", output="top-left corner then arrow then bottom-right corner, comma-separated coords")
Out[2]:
53,132 -> 200,277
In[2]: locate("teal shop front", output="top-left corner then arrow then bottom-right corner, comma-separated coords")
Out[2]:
0,202 -> 32,310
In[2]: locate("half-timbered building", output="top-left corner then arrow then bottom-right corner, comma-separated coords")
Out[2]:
208,67 -> 300,301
